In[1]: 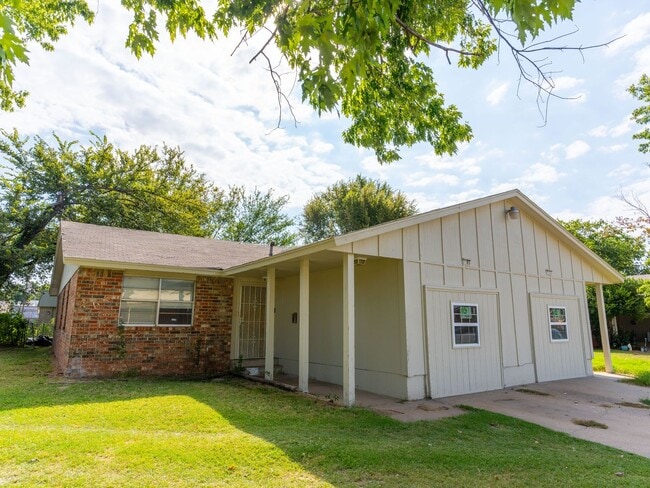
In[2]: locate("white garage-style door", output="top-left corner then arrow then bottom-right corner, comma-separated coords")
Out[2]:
425,289 -> 503,398
530,294 -> 587,382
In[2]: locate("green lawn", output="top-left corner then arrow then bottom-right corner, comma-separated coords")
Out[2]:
592,350 -> 650,386
1,348 -> 649,487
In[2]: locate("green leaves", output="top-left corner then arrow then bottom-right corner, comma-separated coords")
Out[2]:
629,73 -> 650,155
301,175 -> 417,242
484,0 -> 576,43
0,129 -> 216,291
210,186 -> 298,246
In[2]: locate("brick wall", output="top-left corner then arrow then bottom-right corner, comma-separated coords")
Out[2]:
54,268 -> 234,378
53,270 -> 78,373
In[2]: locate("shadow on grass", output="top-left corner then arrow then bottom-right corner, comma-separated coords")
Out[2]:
3,347 -> 650,486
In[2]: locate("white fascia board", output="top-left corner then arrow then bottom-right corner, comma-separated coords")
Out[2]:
222,239 -> 336,276
63,258 -> 225,277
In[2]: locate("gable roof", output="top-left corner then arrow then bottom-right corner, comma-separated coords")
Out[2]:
224,189 -> 624,284
50,221 -> 284,293
50,189 -> 624,294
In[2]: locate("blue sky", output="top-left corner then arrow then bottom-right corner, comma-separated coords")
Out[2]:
2,1 -> 649,222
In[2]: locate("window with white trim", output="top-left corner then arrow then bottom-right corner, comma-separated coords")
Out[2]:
451,303 -> 480,347
548,306 -> 568,341
119,277 -> 194,326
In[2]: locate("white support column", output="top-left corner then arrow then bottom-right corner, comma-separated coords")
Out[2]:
595,283 -> 613,373
342,254 -> 356,406
264,267 -> 276,381
298,259 -> 310,392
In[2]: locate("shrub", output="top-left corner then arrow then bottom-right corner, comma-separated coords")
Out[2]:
0,312 -> 29,346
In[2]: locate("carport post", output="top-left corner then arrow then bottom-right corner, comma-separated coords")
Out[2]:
264,267 -> 276,381
298,259 -> 310,392
342,253 -> 355,407
595,283 -> 613,373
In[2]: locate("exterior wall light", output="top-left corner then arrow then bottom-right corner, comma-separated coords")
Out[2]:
353,257 -> 367,266
506,206 -> 520,220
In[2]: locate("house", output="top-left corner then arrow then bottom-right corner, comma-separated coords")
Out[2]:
37,292 -> 58,324
50,189 -> 622,404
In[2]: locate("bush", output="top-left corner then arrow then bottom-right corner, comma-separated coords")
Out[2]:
0,312 -> 29,346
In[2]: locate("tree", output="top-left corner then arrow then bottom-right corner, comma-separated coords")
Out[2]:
302,175 -> 417,242
561,219 -> 650,343
0,1 -> 94,111
629,73 -> 650,155
2,1 -> 600,162
210,186 -> 298,246
560,219 -> 648,276
0,129 -> 216,292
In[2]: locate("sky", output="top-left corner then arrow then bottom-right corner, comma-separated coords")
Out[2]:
2,1 -> 649,224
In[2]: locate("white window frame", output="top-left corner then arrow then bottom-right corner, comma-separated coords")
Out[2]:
548,306 -> 568,342
119,277 -> 195,327
451,302 -> 480,348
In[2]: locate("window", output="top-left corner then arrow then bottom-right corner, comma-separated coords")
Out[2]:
119,277 -> 194,326
548,306 -> 568,341
451,303 -> 480,347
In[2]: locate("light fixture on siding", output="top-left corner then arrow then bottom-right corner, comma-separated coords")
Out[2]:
353,256 -> 367,266
461,257 -> 471,267
506,206 -> 520,220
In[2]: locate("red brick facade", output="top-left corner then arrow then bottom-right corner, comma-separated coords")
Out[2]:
54,268 -> 234,378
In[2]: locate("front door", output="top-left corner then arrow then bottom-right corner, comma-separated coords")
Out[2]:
238,284 -> 266,359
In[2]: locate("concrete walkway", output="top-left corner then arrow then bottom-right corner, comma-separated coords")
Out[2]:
272,373 -> 650,458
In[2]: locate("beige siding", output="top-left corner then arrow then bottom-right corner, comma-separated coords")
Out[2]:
332,200 -> 606,398
530,294 -> 587,381
425,288 -> 502,398
273,259 -> 409,398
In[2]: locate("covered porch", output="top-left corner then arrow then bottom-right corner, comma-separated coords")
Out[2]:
226,248 -> 410,406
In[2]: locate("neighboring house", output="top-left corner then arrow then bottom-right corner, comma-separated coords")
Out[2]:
50,190 -> 622,404
37,293 -> 58,325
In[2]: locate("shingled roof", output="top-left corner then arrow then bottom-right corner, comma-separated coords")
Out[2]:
58,221 -> 283,270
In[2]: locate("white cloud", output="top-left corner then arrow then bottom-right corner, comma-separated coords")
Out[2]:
610,118 -> 634,137
607,12 -> 650,55
553,76 -> 584,91
405,172 -> 460,187
522,163 -> 563,184
588,125 -> 608,138
486,82 -> 510,106
599,144 -> 627,153
564,140 -> 591,160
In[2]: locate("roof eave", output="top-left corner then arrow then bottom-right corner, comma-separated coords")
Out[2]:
223,238 -> 337,275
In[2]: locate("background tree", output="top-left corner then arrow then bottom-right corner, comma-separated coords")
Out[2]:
561,219 -> 650,344
2,1 -> 599,162
210,186 -> 297,246
629,73 -> 650,156
561,219 -> 647,275
302,175 -> 417,242
0,129 -> 216,293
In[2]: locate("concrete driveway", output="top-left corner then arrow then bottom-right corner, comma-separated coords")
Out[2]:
360,374 -> 650,458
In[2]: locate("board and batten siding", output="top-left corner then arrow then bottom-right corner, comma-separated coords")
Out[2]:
335,199 -> 599,399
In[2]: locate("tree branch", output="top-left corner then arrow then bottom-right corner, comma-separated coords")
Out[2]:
395,16 -> 478,64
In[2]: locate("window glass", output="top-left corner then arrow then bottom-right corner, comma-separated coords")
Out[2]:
451,303 -> 480,347
159,302 -> 193,325
160,279 -> 194,301
120,278 -> 194,326
119,301 -> 157,325
549,306 -> 568,341
122,277 -> 159,300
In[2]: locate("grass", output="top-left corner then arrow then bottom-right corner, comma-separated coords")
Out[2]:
1,348 -> 650,487
592,350 -> 650,386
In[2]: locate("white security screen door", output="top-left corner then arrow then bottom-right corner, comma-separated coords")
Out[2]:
238,285 -> 266,359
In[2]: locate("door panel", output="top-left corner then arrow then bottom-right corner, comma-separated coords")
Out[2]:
238,285 -> 266,359
425,289 -> 502,398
